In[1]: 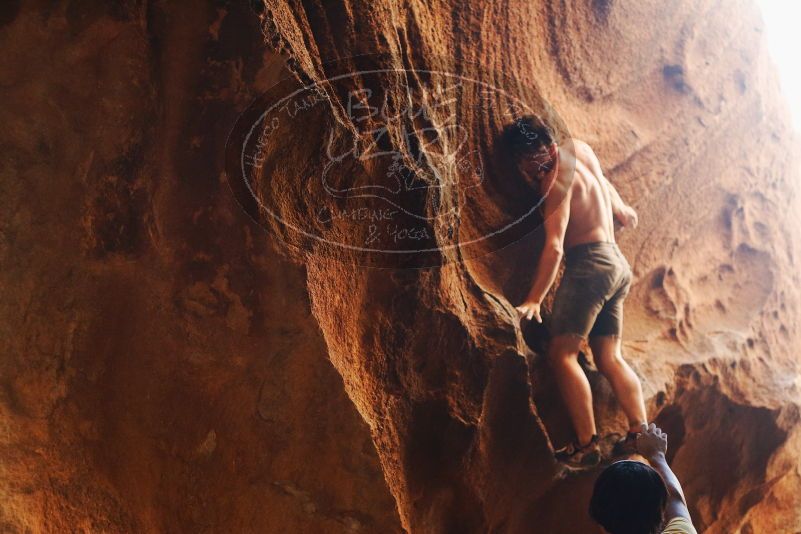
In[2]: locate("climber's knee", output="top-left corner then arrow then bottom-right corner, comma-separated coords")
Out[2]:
589,335 -> 622,372
548,334 -> 583,364
595,352 -> 626,377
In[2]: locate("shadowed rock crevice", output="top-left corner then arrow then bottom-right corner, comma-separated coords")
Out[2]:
656,365 -> 790,532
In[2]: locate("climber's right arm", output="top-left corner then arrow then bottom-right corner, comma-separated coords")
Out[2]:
523,174 -> 572,306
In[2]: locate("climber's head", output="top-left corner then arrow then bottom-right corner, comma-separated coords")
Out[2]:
589,460 -> 669,534
502,114 -> 558,184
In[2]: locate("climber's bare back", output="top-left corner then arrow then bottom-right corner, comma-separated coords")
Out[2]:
544,139 -> 616,248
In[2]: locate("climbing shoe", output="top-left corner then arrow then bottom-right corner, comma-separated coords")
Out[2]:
611,431 -> 640,457
554,434 -> 601,469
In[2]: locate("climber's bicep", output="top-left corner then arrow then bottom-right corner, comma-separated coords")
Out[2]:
542,182 -> 571,251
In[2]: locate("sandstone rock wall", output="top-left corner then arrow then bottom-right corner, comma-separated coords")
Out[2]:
2,0 -> 801,533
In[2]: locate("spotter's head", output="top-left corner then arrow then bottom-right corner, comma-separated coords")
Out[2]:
589,460 -> 669,534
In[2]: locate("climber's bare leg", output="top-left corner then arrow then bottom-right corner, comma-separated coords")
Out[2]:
549,334 -> 596,446
590,335 -> 647,432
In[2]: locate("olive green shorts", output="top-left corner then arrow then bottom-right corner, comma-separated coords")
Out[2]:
549,241 -> 633,339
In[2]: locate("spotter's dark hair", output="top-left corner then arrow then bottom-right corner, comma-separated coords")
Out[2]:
502,114 -> 555,160
589,460 -> 668,534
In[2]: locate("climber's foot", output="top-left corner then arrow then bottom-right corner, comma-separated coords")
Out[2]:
554,434 -> 601,469
611,431 -> 639,457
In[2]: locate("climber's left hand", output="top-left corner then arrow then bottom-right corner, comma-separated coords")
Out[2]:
515,301 -> 542,323
617,204 -> 639,229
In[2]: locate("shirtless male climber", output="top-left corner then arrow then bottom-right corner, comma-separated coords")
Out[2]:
506,115 -> 647,469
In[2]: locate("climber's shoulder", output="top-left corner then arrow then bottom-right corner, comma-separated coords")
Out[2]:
557,138 -> 602,192
566,138 -> 595,162
543,156 -> 574,211
545,139 -> 596,202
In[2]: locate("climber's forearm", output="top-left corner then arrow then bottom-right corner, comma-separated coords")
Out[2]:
525,242 -> 563,304
602,174 -> 628,217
